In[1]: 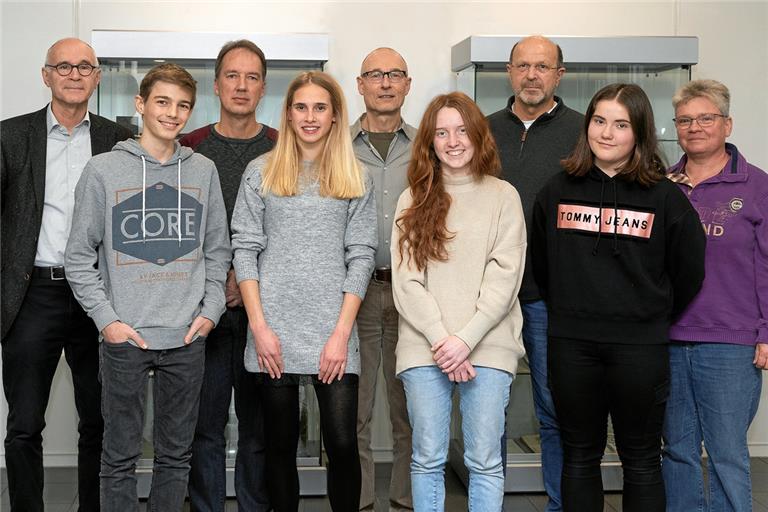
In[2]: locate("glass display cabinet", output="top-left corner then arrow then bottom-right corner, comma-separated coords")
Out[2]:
449,35 -> 698,492
90,30 -> 329,497
452,35 -> 697,166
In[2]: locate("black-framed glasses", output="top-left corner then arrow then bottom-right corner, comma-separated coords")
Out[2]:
45,63 -> 99,77
360,69 -> 408,83
673,113 -> 728,129
510,63 -> 560,74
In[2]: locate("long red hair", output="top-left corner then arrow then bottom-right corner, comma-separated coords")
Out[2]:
396,92 -> 500,271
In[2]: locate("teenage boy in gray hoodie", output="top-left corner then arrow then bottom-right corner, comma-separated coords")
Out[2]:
65,63 -> 231,511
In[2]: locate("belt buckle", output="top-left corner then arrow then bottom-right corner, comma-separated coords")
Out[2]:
50,266 -> 65,281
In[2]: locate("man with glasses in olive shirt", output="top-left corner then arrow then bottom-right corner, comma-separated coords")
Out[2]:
1,38 -> 132,512
180,39 -> 277,512
351,47 -> 416,512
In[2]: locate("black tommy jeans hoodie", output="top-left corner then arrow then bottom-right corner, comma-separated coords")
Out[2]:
531,167 -> 706,345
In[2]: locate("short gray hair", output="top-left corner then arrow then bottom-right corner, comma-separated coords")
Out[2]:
672,79 -> 730,116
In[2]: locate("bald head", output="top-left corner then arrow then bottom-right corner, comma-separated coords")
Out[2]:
360,47 -> 408,75
510,35 -> 563,68
45,38 -> 98,67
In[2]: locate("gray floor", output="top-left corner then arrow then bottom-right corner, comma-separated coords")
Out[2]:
3,459 -> 768,511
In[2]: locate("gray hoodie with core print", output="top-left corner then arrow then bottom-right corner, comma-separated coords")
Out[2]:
65,138 -> 231,350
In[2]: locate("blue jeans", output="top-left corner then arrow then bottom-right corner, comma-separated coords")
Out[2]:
521,300 -> 562,512
100,339 -> 205,512
401,365 -> 513,512
188,308 -> 269,512
662,342 -> 762,512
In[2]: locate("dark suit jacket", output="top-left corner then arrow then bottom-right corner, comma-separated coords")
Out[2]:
1,106 -> 133,339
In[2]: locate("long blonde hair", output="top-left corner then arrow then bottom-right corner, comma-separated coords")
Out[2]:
261,71 -> 365,198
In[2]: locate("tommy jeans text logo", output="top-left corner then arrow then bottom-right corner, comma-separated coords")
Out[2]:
557,203 -> 655,239
112,182 -> 203,266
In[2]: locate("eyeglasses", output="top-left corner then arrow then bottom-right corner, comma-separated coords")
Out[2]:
44,63 -> 99,77
360,69 -> 408,83
673,113 -> 728,129
510,63 -> 560,74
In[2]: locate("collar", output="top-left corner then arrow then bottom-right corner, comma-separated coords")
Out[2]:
351,114 -> 417,141
46,103 -> 90,135
506,95 -> 564,126
668,143 -> 746,186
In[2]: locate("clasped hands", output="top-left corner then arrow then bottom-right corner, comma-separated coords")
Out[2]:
432,335 -> 475,382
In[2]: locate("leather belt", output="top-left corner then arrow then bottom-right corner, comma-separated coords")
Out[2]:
32,266 -> 66,281
372,268 -> 392,282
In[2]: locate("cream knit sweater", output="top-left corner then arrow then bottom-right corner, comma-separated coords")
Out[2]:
391,173 -> 527,376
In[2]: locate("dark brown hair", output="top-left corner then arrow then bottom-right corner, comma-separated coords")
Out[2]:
396,92 -> 501,271
562,83 -> 665,186
215,39 -> 267,80
139,63 -> 197,108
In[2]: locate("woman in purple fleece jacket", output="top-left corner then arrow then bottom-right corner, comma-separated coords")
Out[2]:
663,79 -> 768,512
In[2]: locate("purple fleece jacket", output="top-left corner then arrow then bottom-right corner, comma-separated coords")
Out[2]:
668,143 -> 768,345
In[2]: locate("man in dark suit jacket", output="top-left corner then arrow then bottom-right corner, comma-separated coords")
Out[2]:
0,37 -> 132,512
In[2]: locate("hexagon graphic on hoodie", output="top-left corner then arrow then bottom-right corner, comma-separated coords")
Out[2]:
112,182 -> 203,266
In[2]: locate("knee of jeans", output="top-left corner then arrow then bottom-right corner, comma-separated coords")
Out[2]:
463,449 -> 503,477
411,442 -> 448,474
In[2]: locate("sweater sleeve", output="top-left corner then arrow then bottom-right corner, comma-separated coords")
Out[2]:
755,193 -> 768,342
454,184 -> 527,350
64,163 -> 120,332
665,188 -> 706,318
231,160 -> 267,283
342,170 -> 377,299
390,191 -> 450,345
199,166 -> 231,326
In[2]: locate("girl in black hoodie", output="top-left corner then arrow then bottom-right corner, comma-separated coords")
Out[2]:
531,83 -> 705,512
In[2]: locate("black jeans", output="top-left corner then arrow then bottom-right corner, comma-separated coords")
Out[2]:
2,276 -> 102,512
188,308 -> 269,512
548,337 -> 669,512
259,374 -> 360,512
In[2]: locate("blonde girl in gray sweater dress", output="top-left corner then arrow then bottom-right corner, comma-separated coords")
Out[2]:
231,71 -> 376,512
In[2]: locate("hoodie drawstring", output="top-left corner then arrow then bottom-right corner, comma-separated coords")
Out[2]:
611,180 -> 620,257
592,177 -> 606,255
141,155 -> 147,243
177,158 -> 182,247
591,175 -> 621,257
141,154 -> 182,246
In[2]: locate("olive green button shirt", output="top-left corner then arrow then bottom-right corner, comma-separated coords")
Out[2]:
351,115 -> 417,269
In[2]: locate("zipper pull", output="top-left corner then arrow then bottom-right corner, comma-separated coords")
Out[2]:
520,130 -> 528,143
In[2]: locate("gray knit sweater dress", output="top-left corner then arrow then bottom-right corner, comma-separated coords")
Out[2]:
231,154 -> 377,375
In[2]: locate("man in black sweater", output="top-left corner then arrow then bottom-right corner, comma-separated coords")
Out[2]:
180,39 -> 277,512
487,35 -> 582,512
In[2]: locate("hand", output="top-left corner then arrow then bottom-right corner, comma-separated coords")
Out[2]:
184,315 -> 214,345
754,343 -> 768,370
252,322 -> 284,379
102,321 -> 148,349
319,328 -> 350,384
225,269 -> 243,308
432,335 -> 471,374
447,360 -> 477,383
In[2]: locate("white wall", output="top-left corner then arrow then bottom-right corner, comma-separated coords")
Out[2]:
2,0 -> 767,464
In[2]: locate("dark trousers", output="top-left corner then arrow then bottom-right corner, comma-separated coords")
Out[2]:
188,308 -> 269,512
548,337 -> 669,512
2,276 -> 102,512
260,374 -> 360,512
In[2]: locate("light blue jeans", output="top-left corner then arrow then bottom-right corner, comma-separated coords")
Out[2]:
662,342 -> 762,512
400,365 -> 513,512
521,300 -> 562,512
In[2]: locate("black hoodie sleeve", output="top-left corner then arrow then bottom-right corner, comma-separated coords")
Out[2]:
531,189 -> 550,302
665,188 -> 706,318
